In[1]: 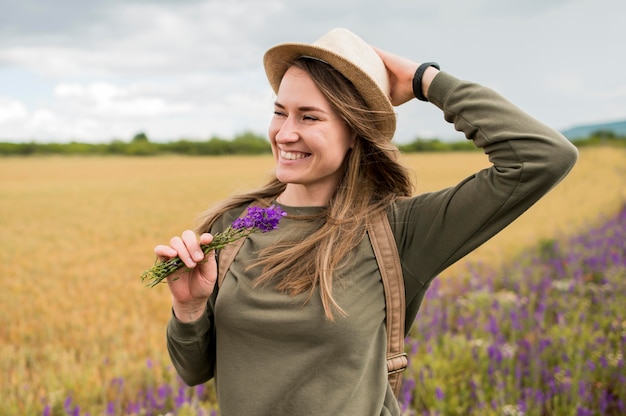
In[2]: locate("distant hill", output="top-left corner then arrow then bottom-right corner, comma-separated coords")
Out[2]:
561,119 -> 626,139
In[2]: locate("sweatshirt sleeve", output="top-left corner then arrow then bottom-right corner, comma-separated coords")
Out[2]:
394,72 -> 579,331
165,208 -> 241,385
166,291 -> 217,385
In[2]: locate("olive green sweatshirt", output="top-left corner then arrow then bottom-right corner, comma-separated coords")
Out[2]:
166,72 -> 578,415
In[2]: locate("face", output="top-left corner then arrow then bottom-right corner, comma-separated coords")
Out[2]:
268,66 -> 355,200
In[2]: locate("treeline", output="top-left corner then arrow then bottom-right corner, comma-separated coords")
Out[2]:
396,129 -> 626,151
0,131 -> 271,156
566,129 -> 626,148
1,129 -> 624,156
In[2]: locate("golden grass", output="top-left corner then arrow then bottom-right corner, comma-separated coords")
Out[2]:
0,147 -> 624,414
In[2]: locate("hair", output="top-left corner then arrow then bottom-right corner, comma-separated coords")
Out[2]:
196,57 -> 414,320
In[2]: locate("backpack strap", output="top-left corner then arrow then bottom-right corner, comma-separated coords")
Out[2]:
367,209 -> 407,398
217,235 -> 246,288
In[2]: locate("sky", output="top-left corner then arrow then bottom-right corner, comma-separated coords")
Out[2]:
0,0 -> 624,144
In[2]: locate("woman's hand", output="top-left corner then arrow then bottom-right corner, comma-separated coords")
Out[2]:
154,230 -> 217,322
372,46 -> 439,105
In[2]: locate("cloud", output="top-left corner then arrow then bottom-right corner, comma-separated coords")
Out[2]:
0,68 -> 274,142
54,81 -> 194,118
0,97 -> 28,123
0,0 -> 283,77
0,0 -> 624,142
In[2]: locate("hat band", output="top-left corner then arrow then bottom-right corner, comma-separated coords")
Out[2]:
298,55 -> 330,65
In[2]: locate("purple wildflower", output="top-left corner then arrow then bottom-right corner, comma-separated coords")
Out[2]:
175,385 -> 186,408
435,386 -> 444,400
400,374 -> 416,409
158,384 -> 172,401
232,205 -> 286,232
487,343 -> 503,364
64,396 -> 73,413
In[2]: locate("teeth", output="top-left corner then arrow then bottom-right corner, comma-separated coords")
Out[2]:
281,150 -> 308,160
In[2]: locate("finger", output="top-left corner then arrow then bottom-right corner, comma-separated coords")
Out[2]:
181,229 -> 205,263
199,232 -> 214,245
371,46 -> 388,60
170,235 -> 197,268
198,250 -> 218,285
154,244 -> 177,260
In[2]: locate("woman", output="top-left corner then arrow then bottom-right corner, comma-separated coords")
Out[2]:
156,28 -> 578,415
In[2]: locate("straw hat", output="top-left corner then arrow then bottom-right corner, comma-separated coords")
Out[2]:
263,28 -> 396,141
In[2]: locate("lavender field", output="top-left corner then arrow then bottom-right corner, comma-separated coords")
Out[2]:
401,204 -> 626,415
45,203 -> 626,416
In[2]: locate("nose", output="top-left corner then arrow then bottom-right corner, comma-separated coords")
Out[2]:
274,116 -> 299,144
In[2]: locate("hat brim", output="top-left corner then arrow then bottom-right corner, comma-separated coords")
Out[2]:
263,43 -> 396,141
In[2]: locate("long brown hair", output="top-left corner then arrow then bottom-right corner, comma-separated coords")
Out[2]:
197,57 -> 414,319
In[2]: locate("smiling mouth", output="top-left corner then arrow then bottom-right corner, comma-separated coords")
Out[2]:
280,150 -> 310,160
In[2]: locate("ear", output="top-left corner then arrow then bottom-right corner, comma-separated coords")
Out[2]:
349,132 -> 358,149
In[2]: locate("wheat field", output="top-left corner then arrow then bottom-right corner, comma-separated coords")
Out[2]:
0,147 -> 624,414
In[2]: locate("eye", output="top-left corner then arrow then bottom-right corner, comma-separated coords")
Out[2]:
273,110 -> 286,117
303,115 -> 319,121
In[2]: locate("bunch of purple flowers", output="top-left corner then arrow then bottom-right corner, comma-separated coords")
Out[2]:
140,205 -> 286,288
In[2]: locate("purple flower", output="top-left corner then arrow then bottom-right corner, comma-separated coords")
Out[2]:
158,384 -> 172,400
435,386 -> 444,400
175,386 -> 186,408
399,376 -> 416,411
64,396 -> 73,413
487,343 -> 503,364
232,205 -> 286,232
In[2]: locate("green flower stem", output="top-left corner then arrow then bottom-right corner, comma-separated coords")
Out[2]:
140,204 -> 286,288
140,226 -> 254,288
